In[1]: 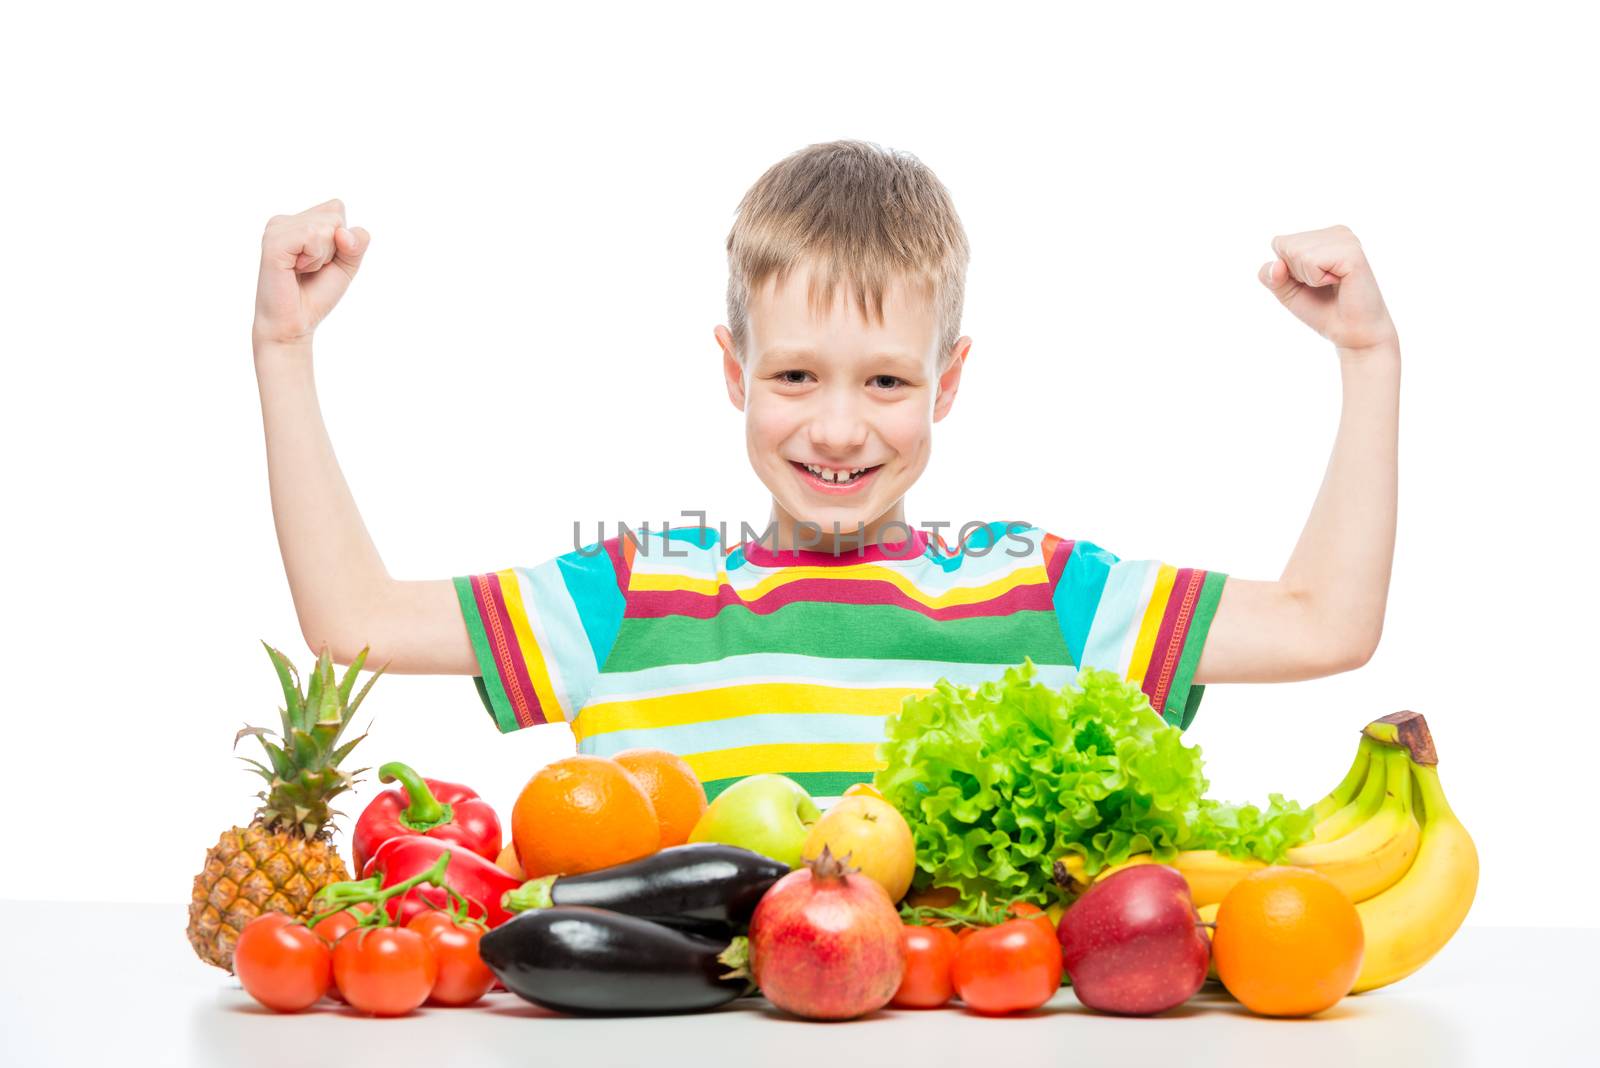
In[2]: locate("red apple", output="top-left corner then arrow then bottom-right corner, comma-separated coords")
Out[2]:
1058,863 -> 1209,1015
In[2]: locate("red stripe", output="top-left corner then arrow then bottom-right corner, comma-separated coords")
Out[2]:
1043,535 -> 1074,590
470,573 -> 542,728
602,536 -> 633,604
628,574 -> 1053,621
1145,569 -> 1204,716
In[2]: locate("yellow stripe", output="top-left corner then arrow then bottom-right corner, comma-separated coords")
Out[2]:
496,570 -> 567,724
1126,564 -> 1177,686
629,562 -> 1050,610
685,743 -> 884,783
574,682 -> 919,741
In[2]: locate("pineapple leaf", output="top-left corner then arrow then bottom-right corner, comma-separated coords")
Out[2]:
336,646 -> 371,707
291,727 -> 326,765
261,641 -> 305,728
330,731 -> 368,768
233,724 -> 275,748
234,726 -> 292,778
315,652 -> 343,727
345,662 -> 388,722
304,657 -> 325,732
236,756 -> 275,781
261,740 -> 290,778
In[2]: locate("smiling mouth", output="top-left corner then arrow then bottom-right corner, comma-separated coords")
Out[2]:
790,460 -> 882,486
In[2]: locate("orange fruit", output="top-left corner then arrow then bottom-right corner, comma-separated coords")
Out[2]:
512,755 -> 661,878
494,840 -> 525,880
612,747 -> 708,848
1212,867 -> 1364,1016
843,781 -> 885,801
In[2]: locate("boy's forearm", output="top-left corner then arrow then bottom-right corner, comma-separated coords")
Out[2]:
254,341 -> 394,661
1277,340 -> 1400,666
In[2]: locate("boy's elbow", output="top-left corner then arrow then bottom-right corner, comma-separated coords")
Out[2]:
1324,625 -> 1382,674
299,621 -> 367,667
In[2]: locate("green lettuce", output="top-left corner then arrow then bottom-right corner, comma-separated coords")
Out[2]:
874,659 -> 1315,907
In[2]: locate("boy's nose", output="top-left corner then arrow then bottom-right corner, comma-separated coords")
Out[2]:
807,404 -> 869,455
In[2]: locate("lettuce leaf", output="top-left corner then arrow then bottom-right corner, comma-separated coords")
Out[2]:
875,659 -> 1315,907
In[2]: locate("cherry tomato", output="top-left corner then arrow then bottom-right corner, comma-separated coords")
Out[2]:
312,903 -> 375,1004
953,917 -> 1064,1016
332,926 -> 437,1016
1007,901 -> 1058,943
891,924 -> 960,1008
407,911 -> 495,1006
233,913 -> 331,1013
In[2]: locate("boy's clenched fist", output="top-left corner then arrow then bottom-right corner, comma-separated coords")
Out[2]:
1259,224 -> 1398,355
253,198 -> 369,349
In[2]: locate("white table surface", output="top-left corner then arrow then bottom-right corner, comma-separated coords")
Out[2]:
3,902 -> 1589,1067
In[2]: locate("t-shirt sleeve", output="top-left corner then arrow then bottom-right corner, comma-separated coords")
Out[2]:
453,535 -> 632,733
1049,538 -> 1227,730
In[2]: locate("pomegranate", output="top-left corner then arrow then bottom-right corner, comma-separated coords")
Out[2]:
748,845 -> 906,1019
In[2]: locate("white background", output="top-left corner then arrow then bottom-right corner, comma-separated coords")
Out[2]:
2,1 -> 1594,928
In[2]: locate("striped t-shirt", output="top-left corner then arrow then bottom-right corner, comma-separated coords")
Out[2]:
454,522 -> 1226,801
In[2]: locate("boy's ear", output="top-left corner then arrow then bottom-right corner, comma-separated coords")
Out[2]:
716,325 -> 746,411
932,336 -> 972,423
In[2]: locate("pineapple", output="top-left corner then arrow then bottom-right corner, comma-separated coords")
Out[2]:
187,641 -> 383,972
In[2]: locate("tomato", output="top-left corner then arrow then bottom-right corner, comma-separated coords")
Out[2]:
953,917 -> 1064,1016
233,913 -> 331,1013
407,911 -> 495,1006
332,926 -> 438,1016
312,904 -> 375,1004
1007,901 -> 1058,944
891,924 -> 960,1008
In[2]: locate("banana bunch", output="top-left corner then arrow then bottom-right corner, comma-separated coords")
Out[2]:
1055,711 -> 1477,993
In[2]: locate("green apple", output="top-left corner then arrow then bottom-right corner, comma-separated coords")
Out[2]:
687,774 -> 820,868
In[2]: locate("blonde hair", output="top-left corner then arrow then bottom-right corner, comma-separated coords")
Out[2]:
725,140 -> 970,371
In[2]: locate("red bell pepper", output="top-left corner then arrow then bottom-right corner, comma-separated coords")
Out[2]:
351,761 -> 502,872
359,834 -> 521,928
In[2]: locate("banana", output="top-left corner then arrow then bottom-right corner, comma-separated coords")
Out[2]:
1196,901 -> 1220,981
1172,741 -> 1421,906
1284,745 -> 1421,903
1169,849 -> 1264,907
1309,736 -> 1388,843
1053,851 -> 1157,894
1350,759 -> 1478,993
1311,733 -> 1375,824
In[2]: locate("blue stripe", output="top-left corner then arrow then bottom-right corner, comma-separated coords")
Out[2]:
555,542 -> 626,670
1054,540 -> 1116,667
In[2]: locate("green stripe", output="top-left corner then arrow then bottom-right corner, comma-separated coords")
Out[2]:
702,770 -> 873,803
605,602 -> 1072,672
453,576 -> 520,734
1170,571 -> 1228,730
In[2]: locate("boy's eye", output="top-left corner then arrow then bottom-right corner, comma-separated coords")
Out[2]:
776,370 -> 813,385
871,374 -> 903,390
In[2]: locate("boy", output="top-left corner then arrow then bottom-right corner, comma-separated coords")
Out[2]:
252,140 -> 1399,801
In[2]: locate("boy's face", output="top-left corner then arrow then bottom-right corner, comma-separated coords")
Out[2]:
716,258 -> 970,549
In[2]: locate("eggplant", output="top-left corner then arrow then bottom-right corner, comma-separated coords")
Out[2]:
478,906 -> 749,1015
502,843 -> 788,928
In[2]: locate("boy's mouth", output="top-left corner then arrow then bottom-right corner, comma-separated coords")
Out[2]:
790,460 -> 882,493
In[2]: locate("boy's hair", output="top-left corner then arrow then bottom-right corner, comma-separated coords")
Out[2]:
725,139 -> 970,372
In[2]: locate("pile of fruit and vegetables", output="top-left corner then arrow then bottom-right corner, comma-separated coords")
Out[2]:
191,647 -> 1477,1021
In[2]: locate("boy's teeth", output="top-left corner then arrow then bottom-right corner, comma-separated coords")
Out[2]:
803,463 -> 869,483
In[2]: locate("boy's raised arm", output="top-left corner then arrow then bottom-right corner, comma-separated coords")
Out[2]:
253,200 -> 477,675
1194,225 -> 1400,684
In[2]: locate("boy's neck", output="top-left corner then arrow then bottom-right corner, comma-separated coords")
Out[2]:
758,500 -> 919,555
